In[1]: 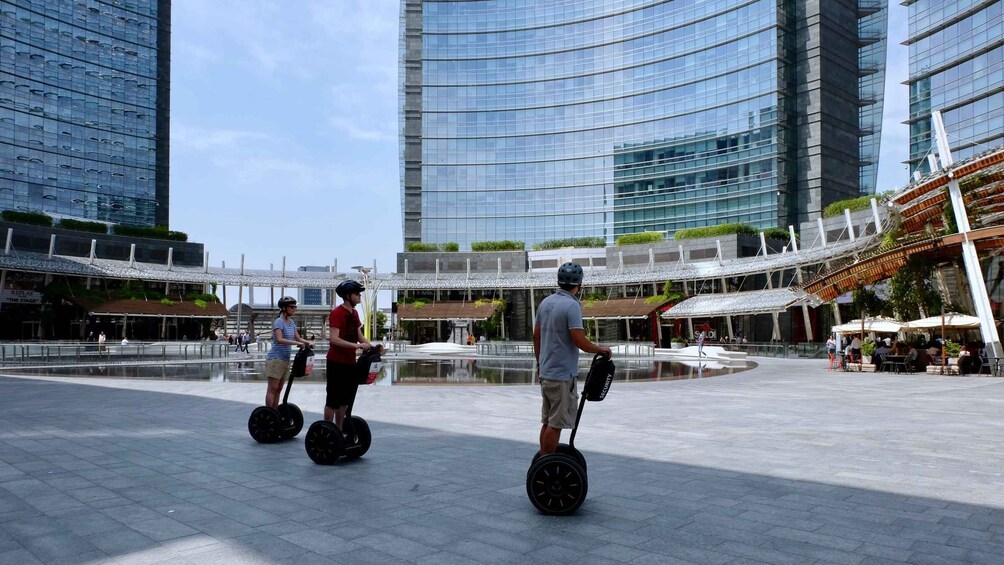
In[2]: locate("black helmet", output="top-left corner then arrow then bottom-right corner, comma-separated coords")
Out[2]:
557,262 -> 584,286
336,279 -> 365,299
277,296 -> 297,309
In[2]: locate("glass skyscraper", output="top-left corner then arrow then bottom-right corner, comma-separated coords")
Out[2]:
401,1 -> 886,249
0,0 -> 171,227
907,0 -> 1003,175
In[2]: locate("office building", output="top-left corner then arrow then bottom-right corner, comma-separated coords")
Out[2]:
400,0 -> 887,248
906,0 -> 1003,174
0,0 -> 171,227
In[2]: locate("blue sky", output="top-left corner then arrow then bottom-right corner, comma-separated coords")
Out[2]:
169,1 -> 911,303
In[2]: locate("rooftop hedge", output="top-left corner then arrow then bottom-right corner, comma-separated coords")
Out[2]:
615,232 -> 664,246
405,242 -> 459,252
112,225 -> 188,241
674,223 -> 757,239
58,218 -> 108,234
1,210 -> 53,227
471,240 -> 524,251
532,237 -> 606,250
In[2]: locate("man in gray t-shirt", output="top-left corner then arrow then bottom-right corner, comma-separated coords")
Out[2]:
533,263 -> 611,456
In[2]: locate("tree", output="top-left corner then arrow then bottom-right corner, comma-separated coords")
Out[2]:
851,287 -> 889,318
887,257 -> 942,320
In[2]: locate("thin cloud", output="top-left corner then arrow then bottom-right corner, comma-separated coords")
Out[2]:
171,124 -> 270,152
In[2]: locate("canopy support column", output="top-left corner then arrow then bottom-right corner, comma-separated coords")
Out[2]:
933,109 -> 1004,360
771,312 -> 781,341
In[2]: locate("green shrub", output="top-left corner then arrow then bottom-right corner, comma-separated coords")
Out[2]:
862,339 -> 876,357
762,227 -> 794,242
405,242 -> 459,252
58,218 -> 108,234
823,196 -> 873,218
674,224 -> 757,240
615,232 -> 664,246
532,237 -> 606,250
471,240 -> 524,251
194,299 -> 207,309
184,292 -> 220,303
405,242 -> 440,252
944,340 -> 962,358
113,225 -> 188,241
160,298 -> 175,306
1,210 -> 53,226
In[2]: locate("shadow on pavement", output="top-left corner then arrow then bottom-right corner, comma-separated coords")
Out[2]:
0,376 -> 1001,564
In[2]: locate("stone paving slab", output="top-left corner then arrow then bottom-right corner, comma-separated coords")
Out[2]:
2,358 -> 1004,563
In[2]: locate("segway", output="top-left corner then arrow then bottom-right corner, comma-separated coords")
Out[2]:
526,353 -> 615,515
247,346 -> 312,443
304,346 -> 383,465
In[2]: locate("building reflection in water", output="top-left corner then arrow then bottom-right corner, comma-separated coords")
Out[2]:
13,357 -> 750,384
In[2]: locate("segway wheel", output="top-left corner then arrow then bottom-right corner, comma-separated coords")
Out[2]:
248,406 -> 281,444
304,421 -> 344,465
277,403 -> 304,439
342,416 -> 371,460
531,444 -> 586,473
526,454 -> 588,516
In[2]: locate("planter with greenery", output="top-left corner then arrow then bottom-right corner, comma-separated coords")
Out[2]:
531,237 -> 606,250
615,232 -> 663,246
58,218 -> 108,234
405,242 -> 459,252
1,210 -> 53,227
112,225 -> 188,242
670,336 -> 687,349
470,240 -> 524,251
944,340 -> 962,361
861,339 -> 876,363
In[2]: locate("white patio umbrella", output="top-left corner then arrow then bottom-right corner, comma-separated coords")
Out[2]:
903,313 -> 982,330
831,317 -> 906,334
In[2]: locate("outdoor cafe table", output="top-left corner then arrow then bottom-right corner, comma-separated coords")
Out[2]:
884,355 -> 909,373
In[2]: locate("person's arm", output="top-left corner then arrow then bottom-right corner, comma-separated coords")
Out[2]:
293,329 -> 313,348
569,328 -> 611,357
533,323 -> 541,366
273,327 -> 299,346
329,327 -> 361,350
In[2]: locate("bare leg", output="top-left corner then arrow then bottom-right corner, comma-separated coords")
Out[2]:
265,377 -> 282,408
334,407 -> 347,430
540,426 -> 561,454
324,406 -> 335,422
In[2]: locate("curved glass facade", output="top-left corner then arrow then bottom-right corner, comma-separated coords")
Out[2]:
0,0 -> 170,227
907,0 -> 1003,174
401,1 -> 885,248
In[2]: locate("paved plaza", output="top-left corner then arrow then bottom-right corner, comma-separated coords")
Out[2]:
3,358 -> 1004,564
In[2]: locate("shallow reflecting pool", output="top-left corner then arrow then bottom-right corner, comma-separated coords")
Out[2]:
2,356 -> 752,384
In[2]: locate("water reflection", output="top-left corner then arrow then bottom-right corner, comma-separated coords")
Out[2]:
3,357 -> 750,384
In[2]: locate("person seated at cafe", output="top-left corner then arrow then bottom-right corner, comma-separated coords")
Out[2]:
905,344 -> 920,372
874,342 -> 891,370
958,346 -> 974,374
849,335 -> 862,360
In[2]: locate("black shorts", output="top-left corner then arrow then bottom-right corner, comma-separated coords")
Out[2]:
326,360 -> 359,409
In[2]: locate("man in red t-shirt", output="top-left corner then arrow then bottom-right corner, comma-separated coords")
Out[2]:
326,280 -> 372,429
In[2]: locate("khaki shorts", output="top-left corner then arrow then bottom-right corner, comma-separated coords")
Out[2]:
540,378 -> 578,429
265,359 -> 291,381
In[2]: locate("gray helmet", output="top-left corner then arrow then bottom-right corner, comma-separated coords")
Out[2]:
277,296 -> 297,309
336,279 -> 365,299
557,262 -> 584,286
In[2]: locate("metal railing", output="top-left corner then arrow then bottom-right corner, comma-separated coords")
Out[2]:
0,341 -> 233,366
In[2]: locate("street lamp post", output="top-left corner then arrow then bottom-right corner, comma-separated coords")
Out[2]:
351,265 -> 376,341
